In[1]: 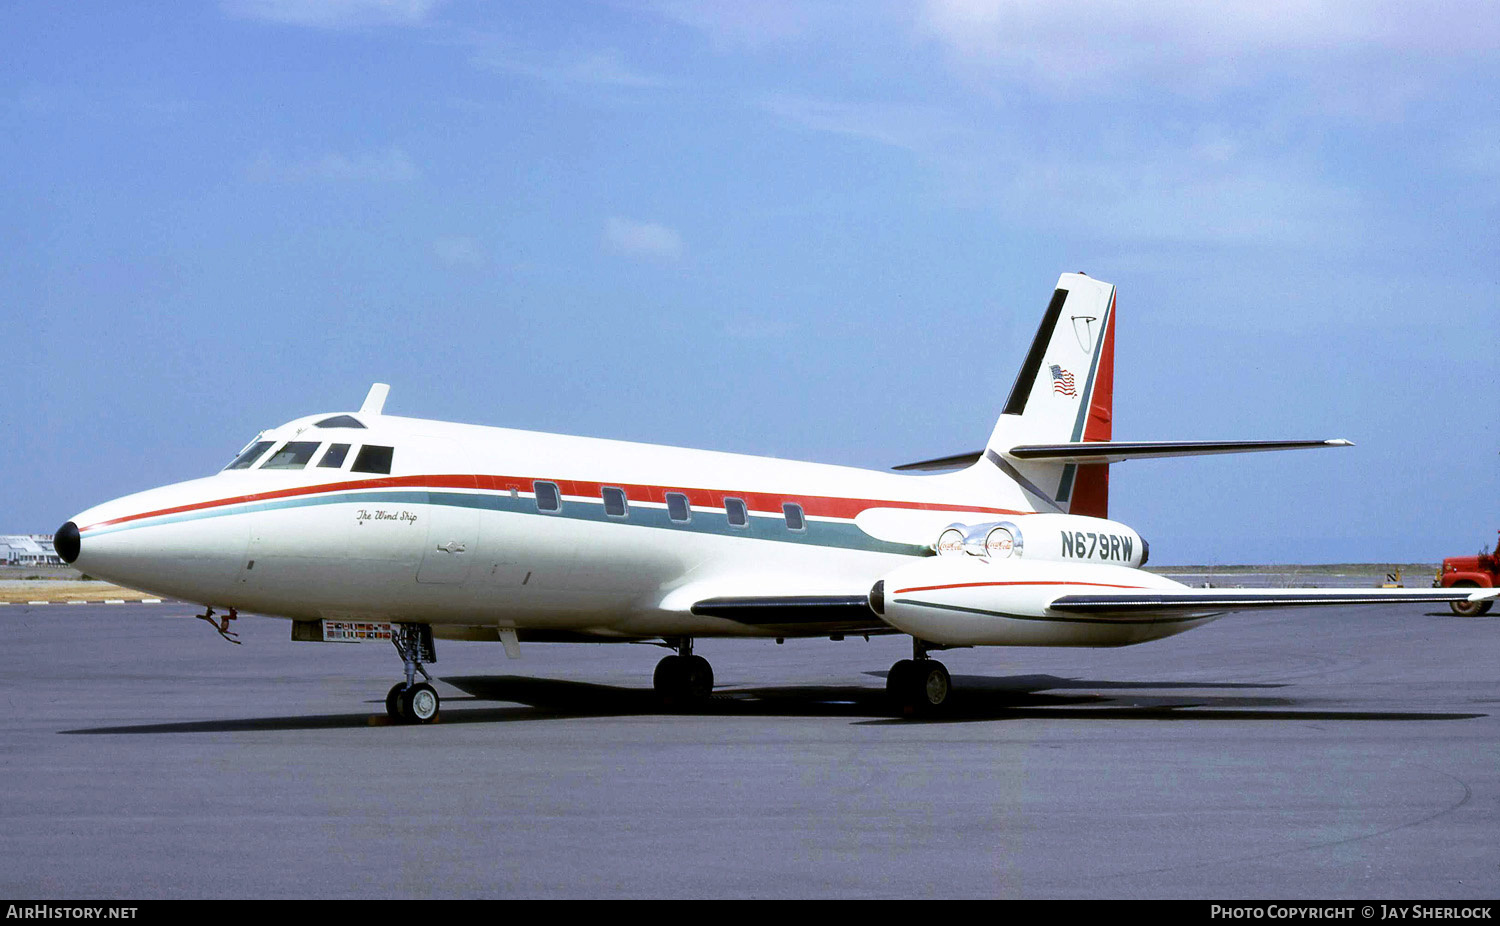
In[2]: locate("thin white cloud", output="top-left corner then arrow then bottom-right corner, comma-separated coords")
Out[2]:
224,0 -> 446,28
9,84 -> 204,123
759,93 -> 1365,247
604,217 -> 685,261
1449,124 -> 1500,178
432,236 -> 485,269
1446,124 -> 1500,207
916,0 -> 1500,99
758,96 -> 966,158
247,146 -> 420,183
466,37 -> 669,90
721,314 -> 800,341
641,0 -> 860,49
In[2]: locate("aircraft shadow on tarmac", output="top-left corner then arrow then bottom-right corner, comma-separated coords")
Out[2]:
59,672 -> 1485,734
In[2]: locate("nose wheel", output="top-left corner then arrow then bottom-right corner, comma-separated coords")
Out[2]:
387,681 -> 440,723
386,624 -> 440,724
888,639 -> 953,715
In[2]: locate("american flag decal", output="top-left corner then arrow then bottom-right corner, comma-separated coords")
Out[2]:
1049,364 -> 1077,396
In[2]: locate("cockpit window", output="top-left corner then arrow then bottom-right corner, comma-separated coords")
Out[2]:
315,415 -> 366,429
260,441 -> 322,470
225,441 -> 274,471
317,443 -> 351,469
351,445 -> 394,475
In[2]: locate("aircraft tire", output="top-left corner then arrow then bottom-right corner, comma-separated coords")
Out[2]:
915,661 -> 952,712
653,655 -> 685,696
385,683 -> 405,720
400,682 -> 440,724
654,655 -> 713,706
685,655 -> 714,697
894,661 -> 951,716
886,659 -> 915,697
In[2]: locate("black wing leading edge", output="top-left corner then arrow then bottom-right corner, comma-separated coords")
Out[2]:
691,595 -> 895,635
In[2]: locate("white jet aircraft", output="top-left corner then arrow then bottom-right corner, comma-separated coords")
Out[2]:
56,274 -> 1496,721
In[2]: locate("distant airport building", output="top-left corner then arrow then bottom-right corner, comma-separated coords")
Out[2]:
1,534 -> 63,566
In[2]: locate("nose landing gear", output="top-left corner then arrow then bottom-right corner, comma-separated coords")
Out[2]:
386,623 -> 440,724
887,638 -> 953,716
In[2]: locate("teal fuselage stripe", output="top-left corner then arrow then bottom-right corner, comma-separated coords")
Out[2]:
88,488 -> 930,557
890,597 -> 1212,626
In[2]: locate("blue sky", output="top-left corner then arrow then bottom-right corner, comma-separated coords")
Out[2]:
5,1 -> 1497,564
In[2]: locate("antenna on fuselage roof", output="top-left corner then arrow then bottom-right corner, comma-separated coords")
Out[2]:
360,383 -> 390,416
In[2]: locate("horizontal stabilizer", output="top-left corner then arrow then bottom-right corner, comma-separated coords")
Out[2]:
1008,439 -> 1353,464
1050,586 -> 1497,616
692,595 -> 894,635
892,439 -> 1352,471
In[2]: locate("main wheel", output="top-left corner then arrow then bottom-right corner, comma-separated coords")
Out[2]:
684,655 -> 714,698
886,659 -> 916,697
1449,582 -> 1493,617
654,655 -> 685,695
399,682 -> 440,723
654,654 -> 713,706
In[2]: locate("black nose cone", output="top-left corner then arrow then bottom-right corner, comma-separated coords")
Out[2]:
55,521 -> 80,564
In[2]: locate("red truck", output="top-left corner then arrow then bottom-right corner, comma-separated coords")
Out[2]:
1434,531 -> 1499,616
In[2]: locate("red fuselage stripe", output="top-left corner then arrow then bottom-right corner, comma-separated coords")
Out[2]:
79,473 -> 1026,533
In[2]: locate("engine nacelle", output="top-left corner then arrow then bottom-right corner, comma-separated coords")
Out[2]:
871,556 -> 1196,648
933,513 -> 1148,568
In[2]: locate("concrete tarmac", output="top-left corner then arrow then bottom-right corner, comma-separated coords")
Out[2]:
2,588 -> 1497,899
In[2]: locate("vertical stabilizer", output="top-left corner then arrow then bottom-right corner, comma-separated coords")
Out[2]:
1069,299 -> 1114,518
360,383 -> 391,416
982,274 -> 1116,515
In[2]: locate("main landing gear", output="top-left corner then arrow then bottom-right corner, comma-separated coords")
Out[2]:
386,623 -> 440,724
654,637 -> 714,707
887,638 -> 953,716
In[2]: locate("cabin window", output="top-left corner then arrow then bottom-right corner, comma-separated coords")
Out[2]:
725,497 -> 749,528
534,481 -> 560,512
317,443 -> 351,469
225,441 -> 274,471
602,487 -> 628,518
315,415 -> 366,429
666,492 -> 691,523
261,441 -> 322,470
351,445 -> 394,475
783,503 -> 806,532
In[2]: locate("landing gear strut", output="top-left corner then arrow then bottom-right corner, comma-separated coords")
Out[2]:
653,637 -> 714,707
887,638 -> 953,715
386,623 -> 440,724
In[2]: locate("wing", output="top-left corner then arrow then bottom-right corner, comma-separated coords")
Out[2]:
1049,586 -> 1498,616
690,595 -> 896,636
